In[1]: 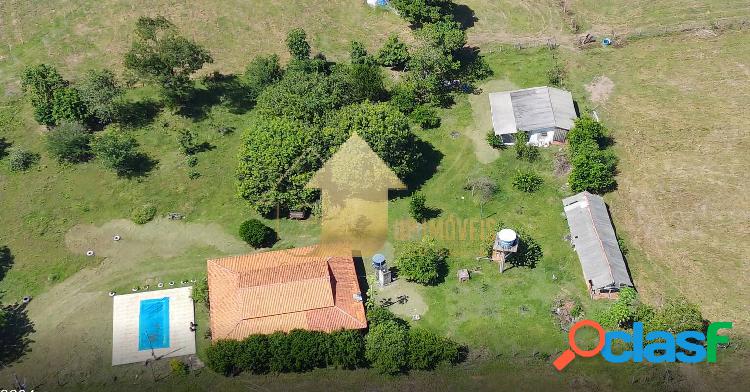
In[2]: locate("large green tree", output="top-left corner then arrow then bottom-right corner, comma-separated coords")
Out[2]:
416,20 -> 466,53
255,70 -> 343,125
124,16 -> 213,105
20,64 -> 68,125
77,69 -> 123,125
51,87 -> 89,124
390,0 -> 453,26
365,320 -> 409,375
236,116 -> 322,215
324,101 -> 420,179
244,54 -> 283,98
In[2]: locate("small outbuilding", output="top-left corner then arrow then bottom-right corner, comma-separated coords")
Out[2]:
489,86 -> 577,146
562,191 -> 633,299
457,269 -> 470,282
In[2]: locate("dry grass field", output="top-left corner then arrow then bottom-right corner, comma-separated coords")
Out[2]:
565,31 -> 750,330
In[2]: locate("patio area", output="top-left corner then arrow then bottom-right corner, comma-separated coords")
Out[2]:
111,286 -> 196,366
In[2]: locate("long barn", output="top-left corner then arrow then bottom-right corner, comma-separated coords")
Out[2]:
562,191 -> 633,299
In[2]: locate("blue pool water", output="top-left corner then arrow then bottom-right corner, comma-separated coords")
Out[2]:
138,297 -> 170,350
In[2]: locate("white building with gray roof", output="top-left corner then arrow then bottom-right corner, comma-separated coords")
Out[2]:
489,86 -> 577,146
562,191 -> 633,299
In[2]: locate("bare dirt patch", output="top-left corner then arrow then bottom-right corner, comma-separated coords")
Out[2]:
585,75 -> 614,103
373,279 -> 428,320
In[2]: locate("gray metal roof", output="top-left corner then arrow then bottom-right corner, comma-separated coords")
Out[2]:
562,191 -> 633,291
489,86 -> 577,135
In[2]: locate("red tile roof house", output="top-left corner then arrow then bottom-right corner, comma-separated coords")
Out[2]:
207,246 -> 367,340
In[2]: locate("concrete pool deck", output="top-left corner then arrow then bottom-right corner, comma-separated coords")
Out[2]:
112,286 -> 196,366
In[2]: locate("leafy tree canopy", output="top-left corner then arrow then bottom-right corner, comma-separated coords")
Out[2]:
21,64 -> 68,125
286,28 -> 311,60
365,320 -> 409,375
90,127 -> 144,176
416,20 -> 466,54
377,34 -> 410,68
46,122 -> 92,163
236,116 -> 322,215
52,87 -> 89,124
77,69 -> 123,125
395,236 -> 448,285
390,0 -> 454,27
244,54 -> 283,98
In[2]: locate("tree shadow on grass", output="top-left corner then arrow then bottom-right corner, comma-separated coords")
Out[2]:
395,138 -> 444,198
118,99 -> 162,129
450,4 -> 477,30
0,138 -> 11,159
0,303 -> 35,367
0,245 -> 13,282
120,153 -> 159,179
179,73 -> 255,121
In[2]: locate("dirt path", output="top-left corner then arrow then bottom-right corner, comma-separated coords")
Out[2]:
0,218 -> 249,387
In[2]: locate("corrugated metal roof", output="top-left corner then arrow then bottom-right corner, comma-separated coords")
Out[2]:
207,246 -> 367,340
563,191 -> 633,291
489,86 -> 577,135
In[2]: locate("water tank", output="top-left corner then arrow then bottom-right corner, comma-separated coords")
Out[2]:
498,229 -> 517,250
372,253 -> 387,271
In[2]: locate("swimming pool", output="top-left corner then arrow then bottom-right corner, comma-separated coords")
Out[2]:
138,297 -> 170,350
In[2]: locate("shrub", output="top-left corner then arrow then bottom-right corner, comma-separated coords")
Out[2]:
131,203 -> 157,224
395,237 -> 448,285
569,149 -> 618,193
205,339 -> 241,376
409,104 -> 441,129
486,131 -> 503,149
21,64 -> 68,125
186,155 -> 198,167
287,329 -> 329,371
7,148 -> 39,172
366,306 -> 399,327
645,297 -> 704,334
191,275 -> 209,307
244,54 -> 283,98
377,34 -> 410,68
267,331 -> 292,372
169,359 -> 189,376
188,170 -> 201,180
286,28 -> 311,60
77,69 -> 123,125
547,62 -> 566,87
328,330 -> 366,369
365,320 -> 409,375
568,116 -> 606,152
177,129 -> 199,155
408,328 -> 461,370
409,192 -> 429,222
46,122 -> 92,163
90,128 -> 145,176
238,219 -> 277,248
389,82 -> 417,114
236,335 -> 270,374
514,132 -> 539,161
350,41 -> 373,65
512,170 -> 543,193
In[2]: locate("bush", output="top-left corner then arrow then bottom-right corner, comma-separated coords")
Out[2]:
244,54 -> 283,98
645,297 -> 704,334
366,306 -> 399,327
46,122 -> 92,163
409,192 -> 429,222
90,128 -> 145,176
569,149 -> 618,193
131,203 -> 157,224
188,170 -> 201,180
238,219 -> 277,248
169,359 -> 189,376
408,328 -> 461,370
547,63 -> 566,87
512,170 -> 543,193
328,330 -> 366,369
395,237 -> 448,285
186,155 -> 198,167
7,148 -> 39,172
237,335 -> 270,374
365,320 -> 409,375
52,87 -> 89,124
267,331 -> 292,372
486,131 -> 504,149
389,82 -> 417,114
177,129 -> 199,155
77,69 -> 123,125
409,104 -> 441,129
350,41 -> 374,65
21,64 -> 68,125
286,28 -> 311,60
377,34 -> 410,68
191,275 -> 209,307
514,132 -> 539,161
205,339 -> 242,376
287,329 -> 329,371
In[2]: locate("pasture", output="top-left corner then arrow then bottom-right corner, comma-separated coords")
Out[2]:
0,1 -> 748,391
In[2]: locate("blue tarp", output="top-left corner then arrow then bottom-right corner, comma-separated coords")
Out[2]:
138,297 -> 170,350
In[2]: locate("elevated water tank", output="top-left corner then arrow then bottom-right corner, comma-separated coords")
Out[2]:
498,229 -> 517,250
372,253 -> 387,271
